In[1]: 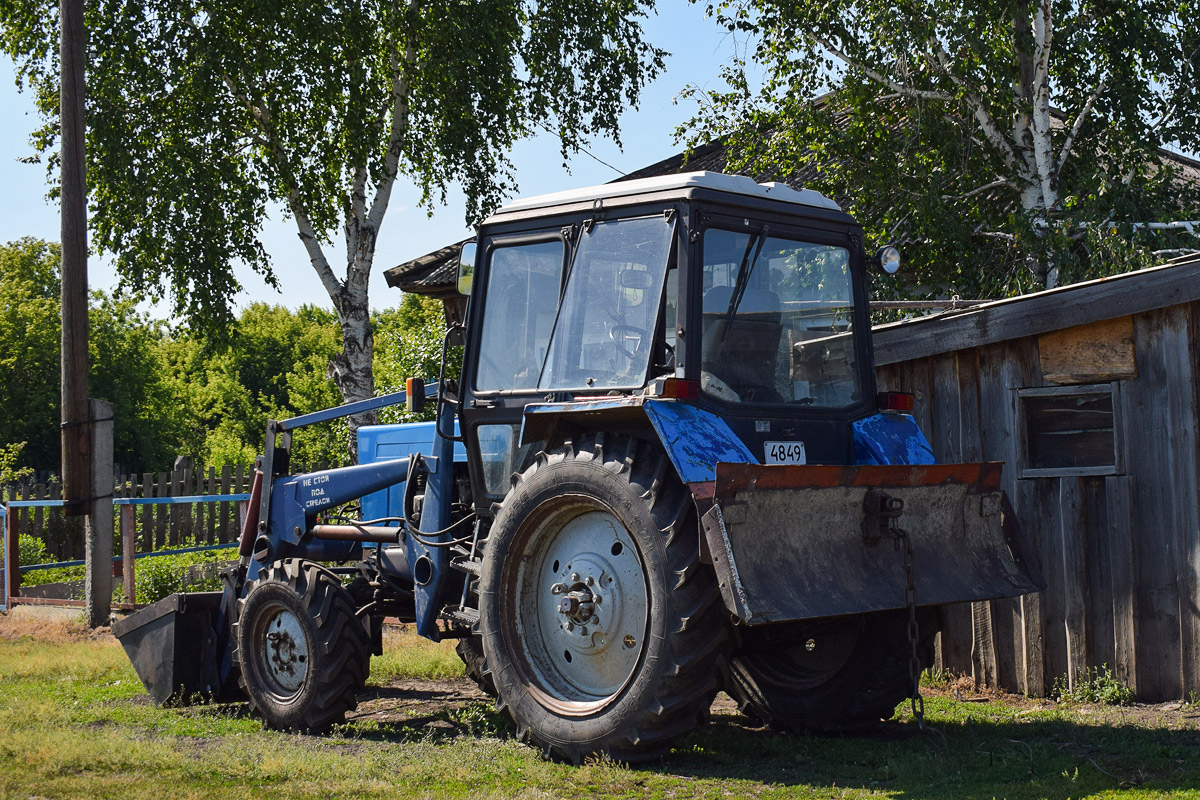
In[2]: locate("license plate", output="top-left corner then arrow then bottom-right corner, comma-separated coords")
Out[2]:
764,441 -> 806,464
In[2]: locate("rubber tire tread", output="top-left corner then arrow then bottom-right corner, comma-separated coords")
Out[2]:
728,609 -> 935,732
234,559 -> 371,733
456,636 -> 497,696
480,433 -> 729,763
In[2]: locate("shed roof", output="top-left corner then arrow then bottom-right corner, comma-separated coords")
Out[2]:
383,240 -> 468,297
871,254 -> 1200,366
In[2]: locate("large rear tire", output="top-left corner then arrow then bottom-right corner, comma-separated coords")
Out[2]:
234,559 -> 371,732
727,609 -> 935,732
479,434 -> 728,763
456,636 -> 497,696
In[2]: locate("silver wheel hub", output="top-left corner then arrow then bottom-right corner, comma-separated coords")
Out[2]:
517,508 -> 649,702
261,606 -> 309,694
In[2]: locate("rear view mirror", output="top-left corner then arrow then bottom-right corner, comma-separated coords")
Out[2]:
619,269 -> 653,289
457,242 -> 477,295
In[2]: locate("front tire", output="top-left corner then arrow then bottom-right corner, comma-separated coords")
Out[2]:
234,559 -> 371,732
480,434 -> 728,762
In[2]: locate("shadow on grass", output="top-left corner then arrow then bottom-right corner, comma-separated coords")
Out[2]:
657,712 -> 1200,799
159,684 -> 1200,798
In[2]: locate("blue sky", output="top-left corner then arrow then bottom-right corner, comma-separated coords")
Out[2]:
0,3 -> 759,315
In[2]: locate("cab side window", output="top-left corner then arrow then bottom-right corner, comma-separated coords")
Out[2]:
474,240 -> 564,392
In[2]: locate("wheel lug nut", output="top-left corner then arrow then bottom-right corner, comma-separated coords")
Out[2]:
580,626 -> 588,635
551,583 -> 566,594
565,621 -> 574,631
585,576 -> 594,586
589,615 -> 599,626
592,594 -> 602,604
571,573 -> 580,582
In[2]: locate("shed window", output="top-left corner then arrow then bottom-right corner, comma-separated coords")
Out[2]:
1019,383 -> 1123,477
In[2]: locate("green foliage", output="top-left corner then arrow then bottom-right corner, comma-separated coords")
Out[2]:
15,534 -> 86,589
0,442 -> 33,485
0,0 -> 667,436
0,239 -> 451,474
0,238 -> 181,472
373,294 -> 459,426
134,540 -> 230,605
0,238 -> 62,467
684,0 -> 1200,297
160,303 -> 346,468
17,532 -> 47,566
1051,664 -> 1135,706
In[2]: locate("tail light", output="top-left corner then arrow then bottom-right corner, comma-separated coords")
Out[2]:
876,391 -> 914,412
648,377 -> 701,399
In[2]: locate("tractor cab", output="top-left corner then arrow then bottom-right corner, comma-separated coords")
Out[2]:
458,172 -> 876,506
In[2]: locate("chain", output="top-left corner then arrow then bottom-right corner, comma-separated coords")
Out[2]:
897,528 -> 925,730
862,489 -> 926,731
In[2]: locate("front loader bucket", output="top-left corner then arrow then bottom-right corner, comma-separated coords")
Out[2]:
112,592 -> 234,705
699,463 -> 1044,625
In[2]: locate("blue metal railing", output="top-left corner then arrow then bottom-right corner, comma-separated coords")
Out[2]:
19,541 -> 239,573
4,492 -> 252,604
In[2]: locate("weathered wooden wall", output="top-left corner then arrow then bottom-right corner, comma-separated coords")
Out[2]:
875,301 -> 1200,701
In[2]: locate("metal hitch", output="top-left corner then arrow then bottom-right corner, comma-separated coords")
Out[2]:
699,462 -> 1045,625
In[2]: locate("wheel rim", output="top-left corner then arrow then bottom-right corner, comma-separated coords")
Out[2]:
753,617 -> 863,690
252,601 -> 310,699
506,500 -> 649,714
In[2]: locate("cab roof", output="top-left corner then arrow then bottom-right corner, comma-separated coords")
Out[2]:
488,171 -> 841,220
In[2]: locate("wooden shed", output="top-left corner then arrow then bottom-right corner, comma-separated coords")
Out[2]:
872,255 -> 1200,701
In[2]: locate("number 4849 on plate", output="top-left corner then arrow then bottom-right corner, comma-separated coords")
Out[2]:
765,441 -> 806,464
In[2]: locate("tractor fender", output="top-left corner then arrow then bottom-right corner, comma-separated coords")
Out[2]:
520,397 -> 757,500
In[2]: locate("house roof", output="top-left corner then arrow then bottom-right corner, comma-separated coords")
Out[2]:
871,253 -> 1200,365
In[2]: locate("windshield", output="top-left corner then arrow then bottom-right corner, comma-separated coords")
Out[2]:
700,227 -> 861,407
537,216 -> 674,391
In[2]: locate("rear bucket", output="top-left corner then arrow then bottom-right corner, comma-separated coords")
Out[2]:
112,591 -> 229,705
700,462 -> 1044,625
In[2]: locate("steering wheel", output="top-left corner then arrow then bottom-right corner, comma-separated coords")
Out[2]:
609,324 -> 648,360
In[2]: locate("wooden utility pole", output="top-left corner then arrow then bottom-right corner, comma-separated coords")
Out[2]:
60,0 -> 112,626
60,0 -> 90,517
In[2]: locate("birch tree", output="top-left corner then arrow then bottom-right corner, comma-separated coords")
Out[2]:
0,0 -> 664,452
685,0 -> 1200,295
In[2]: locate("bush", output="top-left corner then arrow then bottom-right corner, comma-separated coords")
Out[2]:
17,533 -> 48,566
134,539 -> 233,605
15,534 -> 87,590
1051,664 -> 1134,705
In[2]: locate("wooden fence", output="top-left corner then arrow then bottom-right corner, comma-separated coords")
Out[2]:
3,464 -> 255,559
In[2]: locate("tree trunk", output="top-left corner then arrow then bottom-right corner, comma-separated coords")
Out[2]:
329,248 -> 377,464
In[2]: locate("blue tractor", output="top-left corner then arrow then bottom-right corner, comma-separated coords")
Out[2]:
115,172 -> 1042,762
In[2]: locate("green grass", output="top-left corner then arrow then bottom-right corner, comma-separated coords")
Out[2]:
368,626 -> 466,682
2,614 -> 1198,799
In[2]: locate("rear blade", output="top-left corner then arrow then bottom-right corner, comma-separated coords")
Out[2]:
700,463 -> 1044,625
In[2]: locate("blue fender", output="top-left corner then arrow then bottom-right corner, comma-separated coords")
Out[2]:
851,413 -> 936,466
521,397 -> 758,488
